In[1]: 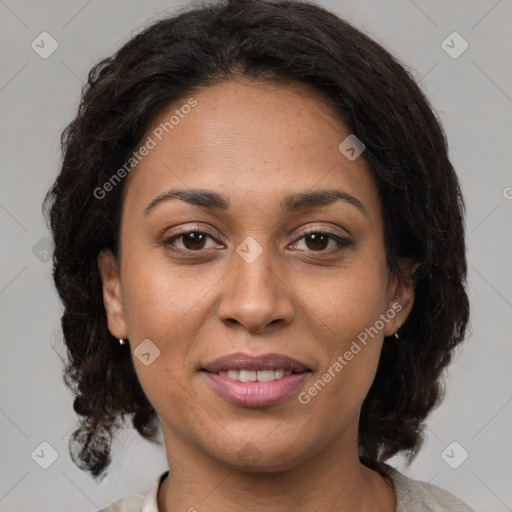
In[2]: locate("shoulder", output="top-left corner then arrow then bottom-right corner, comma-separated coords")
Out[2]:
385,465 -> 476,512
97,467 -> 476,512
99,492 -> 145,512
98,471 -> 169,512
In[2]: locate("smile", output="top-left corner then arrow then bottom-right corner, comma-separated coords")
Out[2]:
202,371 -> 310,407
215,369 -> 293,382
201,352 -> 311,407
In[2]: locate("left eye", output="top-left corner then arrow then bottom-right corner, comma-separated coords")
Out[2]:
163,230 -> 219,251
291,231 -> 351,252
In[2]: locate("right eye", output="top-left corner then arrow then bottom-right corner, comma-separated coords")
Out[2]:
162,228 -> 222,252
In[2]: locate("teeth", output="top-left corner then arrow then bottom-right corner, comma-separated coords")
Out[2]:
217,369 -> 294,382
274,369 -> 285,379
256,370 -> 275,382
239,370 -> 257,382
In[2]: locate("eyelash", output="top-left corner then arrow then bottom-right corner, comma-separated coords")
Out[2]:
162,226 -> 352,255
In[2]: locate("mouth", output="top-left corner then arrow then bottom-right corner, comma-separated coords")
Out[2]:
200,352 -> 311,407
209,368 -> 297,382
201,352 -> 310,374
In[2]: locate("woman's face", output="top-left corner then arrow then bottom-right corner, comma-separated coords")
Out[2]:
99,78 -> 414,471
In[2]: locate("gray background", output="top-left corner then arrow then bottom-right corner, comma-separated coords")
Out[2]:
1,0 -> 511,510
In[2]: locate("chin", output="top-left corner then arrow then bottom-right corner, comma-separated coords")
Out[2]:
209,434 -> 315,474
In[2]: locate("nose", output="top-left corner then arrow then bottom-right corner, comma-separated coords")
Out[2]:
217,240 -> 295,334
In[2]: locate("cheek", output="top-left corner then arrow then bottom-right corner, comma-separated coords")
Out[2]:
298,261 -> 388,346
119,253 -> 218,397
120,262 -> 200,414
296,257 -> 388,400
120,251 -> 207,341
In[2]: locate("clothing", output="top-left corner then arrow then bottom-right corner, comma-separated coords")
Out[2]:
98,466 -> 476,512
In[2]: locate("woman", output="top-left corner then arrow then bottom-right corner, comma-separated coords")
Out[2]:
44,0 -> 475,510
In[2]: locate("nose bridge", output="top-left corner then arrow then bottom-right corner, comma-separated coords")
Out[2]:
217,235 -> 293,330
236,236 -> 275,289
232,235 -> 279,301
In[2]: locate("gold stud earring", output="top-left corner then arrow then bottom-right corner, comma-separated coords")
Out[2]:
394,327 -> 401,340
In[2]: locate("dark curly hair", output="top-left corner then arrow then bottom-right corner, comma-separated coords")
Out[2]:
44,0 -> 469,481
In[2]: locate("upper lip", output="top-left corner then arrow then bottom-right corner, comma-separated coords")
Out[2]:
202,352 -> 310,373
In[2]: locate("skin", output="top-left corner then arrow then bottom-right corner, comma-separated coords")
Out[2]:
98,78 -> 416,512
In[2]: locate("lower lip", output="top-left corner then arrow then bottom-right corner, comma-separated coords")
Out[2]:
202,371 -> 309,407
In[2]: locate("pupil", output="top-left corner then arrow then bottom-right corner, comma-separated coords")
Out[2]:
184,232 -> 205,250
306,233 -> 327,251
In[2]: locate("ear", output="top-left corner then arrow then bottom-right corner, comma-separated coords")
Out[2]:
97,249 -> 127,339
383,258 -> 419,337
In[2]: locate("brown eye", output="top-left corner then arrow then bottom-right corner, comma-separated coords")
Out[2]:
164,230 -> 218,252
180,232 -> 207,250
304,233 -> 329,251
292,230 -> 352,253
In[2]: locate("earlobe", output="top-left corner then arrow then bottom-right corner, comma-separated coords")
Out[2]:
97,249 -> 127,339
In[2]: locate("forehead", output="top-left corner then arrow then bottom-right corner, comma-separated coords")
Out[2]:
122,79 -> 380,221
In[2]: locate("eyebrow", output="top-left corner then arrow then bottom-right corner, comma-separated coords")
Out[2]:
143,188 -> 367,217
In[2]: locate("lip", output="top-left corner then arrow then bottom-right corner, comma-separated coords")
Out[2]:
201,352 -> 311,407
203,372 -> 310,407
201,352 -> 310,373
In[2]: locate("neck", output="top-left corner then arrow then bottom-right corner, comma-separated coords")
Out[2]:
157,421 -> 396,512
